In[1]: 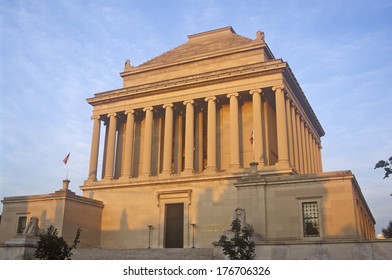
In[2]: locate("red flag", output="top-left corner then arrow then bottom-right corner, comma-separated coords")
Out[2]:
63,153 -> 70,164
249,129 -> 254,145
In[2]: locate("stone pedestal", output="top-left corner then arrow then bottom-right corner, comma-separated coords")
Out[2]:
1,235 -> 39,260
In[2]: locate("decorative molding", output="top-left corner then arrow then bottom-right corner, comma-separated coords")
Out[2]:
143,107 -> 153,112
87,60 -> 286,105
156,189 -> 192,207
249,88 -> 262,95
204,96 -> 216,102
226,92 -> 239,98
183,100 -> 194,105
162,103 -> 173,109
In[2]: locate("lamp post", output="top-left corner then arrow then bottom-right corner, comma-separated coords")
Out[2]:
191,223 -> 196,248
147,225 -> 153,248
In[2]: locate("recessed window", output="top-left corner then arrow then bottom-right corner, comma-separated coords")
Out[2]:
302,202 -> 320,237
17,216 -> 27,234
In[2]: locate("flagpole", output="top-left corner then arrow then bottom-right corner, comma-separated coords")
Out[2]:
63,152 -> 70,180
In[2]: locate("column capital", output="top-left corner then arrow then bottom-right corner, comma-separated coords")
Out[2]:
183,99 -> 194,105
227,92 -> 239,98
125,109 -> 135,115
143,106 -> 153,112
249,89 -> 262,95
272,85 -> 285,92
204,96 -> 216,102
163,103 -> 173,109
107,113 -> 117,118
91,115 -> 101,120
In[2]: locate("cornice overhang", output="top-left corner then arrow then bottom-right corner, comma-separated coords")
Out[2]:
283,63 -> 325,137
87,59 -> 285,106
1,190 -> 104,208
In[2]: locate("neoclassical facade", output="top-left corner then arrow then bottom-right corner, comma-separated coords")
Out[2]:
0,27 -> 375,250
85,27 -> 323,182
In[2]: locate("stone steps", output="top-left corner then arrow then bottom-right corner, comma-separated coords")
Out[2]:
72,247 -> 218,260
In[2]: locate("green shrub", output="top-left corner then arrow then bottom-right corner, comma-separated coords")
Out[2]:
219,219 -> 255,260
34,225 -> 81,260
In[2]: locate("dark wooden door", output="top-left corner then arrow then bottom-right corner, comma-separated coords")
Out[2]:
164,203 -> 184,248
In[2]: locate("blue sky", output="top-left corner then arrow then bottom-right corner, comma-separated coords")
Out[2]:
0,0 -> 391,234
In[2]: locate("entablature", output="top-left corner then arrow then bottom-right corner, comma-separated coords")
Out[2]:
88,59 -> 286,106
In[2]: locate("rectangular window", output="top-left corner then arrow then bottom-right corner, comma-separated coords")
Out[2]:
17,216 -> 27,234
302,202 -> 320,237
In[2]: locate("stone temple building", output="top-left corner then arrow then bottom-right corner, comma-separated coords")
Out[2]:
0,27 -> 376,255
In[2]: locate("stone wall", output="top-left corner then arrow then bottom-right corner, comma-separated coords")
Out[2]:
2,240 -> 390,259
214,239 -> 392,260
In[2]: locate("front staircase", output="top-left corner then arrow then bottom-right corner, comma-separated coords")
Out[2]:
72,247 -> 220,260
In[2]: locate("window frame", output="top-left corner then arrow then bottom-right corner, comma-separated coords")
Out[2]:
297,196 -> 323,240
16,215 -> 28,234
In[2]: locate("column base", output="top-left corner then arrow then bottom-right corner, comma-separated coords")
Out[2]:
181,169 -> 194,176
85,177 -> 97,184
275,160 -> 290,170
102,176 -> 114,183
228,164 -> 242,173
119,174 -> 132,181
160,171 -> 172,178
140,172 -> 151,179
203,166 -> 217,175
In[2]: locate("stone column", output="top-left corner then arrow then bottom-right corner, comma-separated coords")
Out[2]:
227,92 -> 240,170
301,120 -> 309,173
88,115 -> 101,180
273,86 -> 290,169
195,110 -> 204,172
121,110 -> 135,179
285,98 -> 294,167
101,122 -> 109,178
303,124 -> 310,174
183,100 -> 195,174
296,114 -> 304,173
162,104 -> 174,175
263,99 -> 270,165
250,89 -> 264,165
205,96 -> 217,173
306,128 -> 313,173
317,143 -> 323,172
311,135 -> 317,173
291,106 -> 300,172
104,113 -> 117,179
142,107 -> 153,177
174,113 -> 184,174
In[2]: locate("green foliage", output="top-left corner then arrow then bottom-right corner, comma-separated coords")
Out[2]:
34,225 -> 82,260
219,219 -> 255,260
382,220 -> 392,238
374,156 -> 392,179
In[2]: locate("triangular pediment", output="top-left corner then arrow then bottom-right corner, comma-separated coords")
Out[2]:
138,26 -> 255,67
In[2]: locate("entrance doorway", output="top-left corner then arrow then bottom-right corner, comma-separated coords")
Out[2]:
164,203 -> 184,248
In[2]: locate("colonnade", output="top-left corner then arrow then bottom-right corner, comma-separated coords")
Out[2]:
355,200 -> 376,239
87,86 -> 323,181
